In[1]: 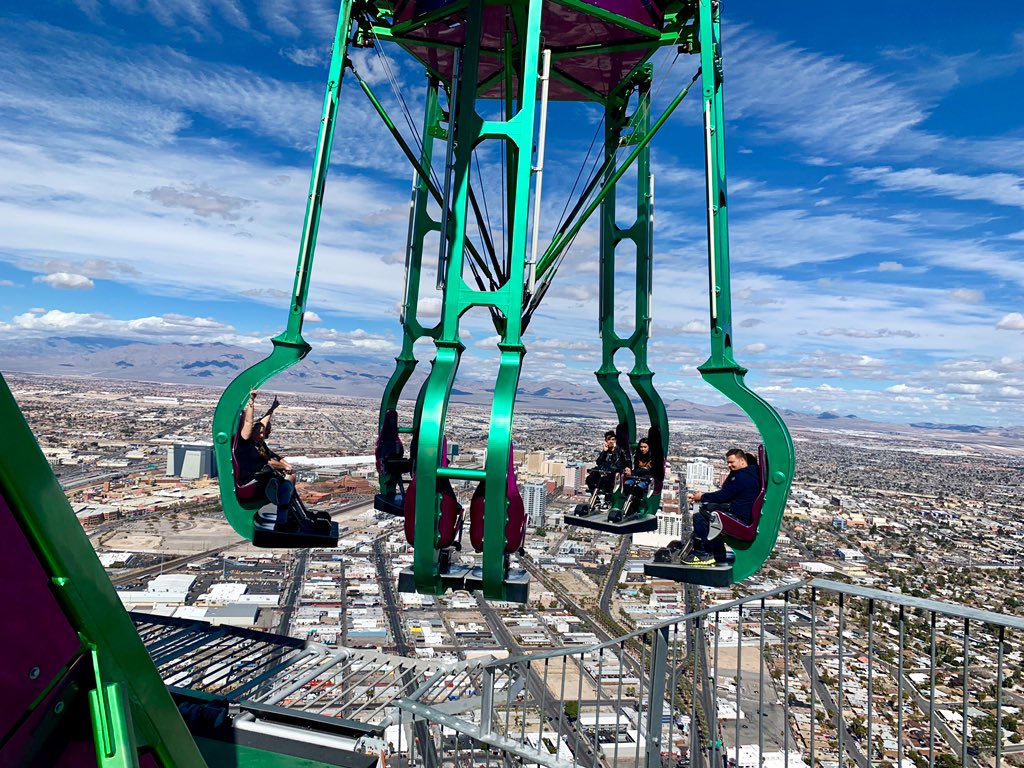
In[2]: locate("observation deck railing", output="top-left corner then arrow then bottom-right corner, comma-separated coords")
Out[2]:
390,578 -> 1024,768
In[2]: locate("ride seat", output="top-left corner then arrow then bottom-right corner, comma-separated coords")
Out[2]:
403,437 -> 463,549
707,444 -> 766,543
232,413 -> 263,504
375,409 -> 412,476
469,446 -> 527,554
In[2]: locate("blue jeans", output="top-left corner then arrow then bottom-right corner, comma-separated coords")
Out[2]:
264,477 -> 295,524
691,503 -> 741,560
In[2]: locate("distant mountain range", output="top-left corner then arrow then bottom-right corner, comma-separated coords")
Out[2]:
3,337 -> 1022,442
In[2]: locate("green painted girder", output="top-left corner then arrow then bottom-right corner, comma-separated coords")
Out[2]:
412,0 -> 542,600
593,78 -> 668,523
378,79 -> 444,495
535,67 -> 701,281
1,372 -> 208,767
695,0 -> 794,583
212,0 -> 353,542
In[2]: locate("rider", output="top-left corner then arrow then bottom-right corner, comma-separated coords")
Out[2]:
585,430 -> 630,498
685,448 -> 760,564
623,438 -> 654,496
237,390 -> 296,530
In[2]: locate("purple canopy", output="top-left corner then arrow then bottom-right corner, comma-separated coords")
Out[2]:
392,0 -> 672,101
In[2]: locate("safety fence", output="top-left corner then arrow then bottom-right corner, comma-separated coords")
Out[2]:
389,578 -> 1024,768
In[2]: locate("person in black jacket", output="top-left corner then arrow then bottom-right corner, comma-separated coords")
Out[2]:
237,390 -> 296,530
585,430 -> 630,495
686,448 -> 760,564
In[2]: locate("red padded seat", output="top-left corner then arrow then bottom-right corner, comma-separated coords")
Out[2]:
469,446 -> 527,554
403,437 -> 463,548
712,444 -> 766,543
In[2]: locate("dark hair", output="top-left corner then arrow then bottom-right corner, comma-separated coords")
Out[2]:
745,452 -> 758,467
604,431 -> 617,440
725,448 -> 747,461
637,438 -> 650,449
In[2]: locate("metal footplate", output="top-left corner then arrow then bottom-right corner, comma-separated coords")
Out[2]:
395,564 -> 473,594
373,493 -> 405,516
643,560 -> 733,587
252,520 -> 339,548
252,508 -> 339,548
463,567 -> 530,603
563,512 -> 658,534
397,565 -> 530,603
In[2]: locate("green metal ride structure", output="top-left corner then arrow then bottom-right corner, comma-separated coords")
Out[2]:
210,0 -> 795,597
0,0 -> 795,763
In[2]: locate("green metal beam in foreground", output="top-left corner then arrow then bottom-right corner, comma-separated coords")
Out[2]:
1,372 -> 208,767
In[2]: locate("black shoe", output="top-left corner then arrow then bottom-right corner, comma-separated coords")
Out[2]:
274,518 -> 299,533
607,508 -> 624,523
654,548 -> 672,563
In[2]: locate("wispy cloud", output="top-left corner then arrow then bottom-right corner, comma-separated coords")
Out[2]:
851,166 -> 1024,209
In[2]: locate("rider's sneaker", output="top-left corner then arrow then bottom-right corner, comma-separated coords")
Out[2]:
682,551 -> 717,567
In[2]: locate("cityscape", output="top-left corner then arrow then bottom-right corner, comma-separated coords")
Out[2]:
10,372 -> 1024,767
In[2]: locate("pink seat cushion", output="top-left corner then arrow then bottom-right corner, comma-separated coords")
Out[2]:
469,446 -> 526,554
403,437 -> 463,548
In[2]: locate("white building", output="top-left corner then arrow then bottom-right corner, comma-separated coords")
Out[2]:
166,442 -> 216,480
521,481 -> 547,527
686,460 -> 715,489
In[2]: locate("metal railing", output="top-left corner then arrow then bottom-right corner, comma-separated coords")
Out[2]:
390,578 -> 1024,768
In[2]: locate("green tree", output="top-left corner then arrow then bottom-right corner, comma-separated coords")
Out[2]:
563,701 -> 580,721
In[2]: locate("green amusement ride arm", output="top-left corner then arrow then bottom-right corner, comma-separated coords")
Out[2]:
212,0 -> 354,542
1,373 -> 208,767
696,0 -> 794,582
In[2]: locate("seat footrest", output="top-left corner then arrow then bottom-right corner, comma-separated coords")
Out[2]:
396,557 -> 473,595
463,567 -> 530,603
397,564 -> 530,602
252,520 -> 339,548
563,513 -> 658,534
643,560 -> 732,587
373,494 -> 405,516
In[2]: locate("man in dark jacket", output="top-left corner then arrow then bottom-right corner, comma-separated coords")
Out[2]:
586,430 -> 630,495
687,448 -> 760,564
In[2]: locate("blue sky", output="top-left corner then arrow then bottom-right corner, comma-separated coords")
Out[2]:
1,1 -> 1022,426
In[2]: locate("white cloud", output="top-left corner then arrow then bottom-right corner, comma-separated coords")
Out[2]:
303,310 -> 322,323
948,288 -> 983,303
878,261 -> 903,272
997,313 -> 1024,331
0,308 -> 261,345
0,279 -> 17,287
33,272 -> 95,290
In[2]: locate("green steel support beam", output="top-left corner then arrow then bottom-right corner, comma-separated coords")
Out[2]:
378,79 -> 446,496
596,97 -> 637,435
414,0 -> 543,600
595,75 -> 668,525
694,0 -> 794,582
535,68 -> 700,280
2,371 -> 207,766
212,0 -> 355,542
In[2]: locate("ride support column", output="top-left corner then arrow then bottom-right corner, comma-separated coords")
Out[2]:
595,96 -> 638,441
695,0 -> 795,580
378,79 -> 445,495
